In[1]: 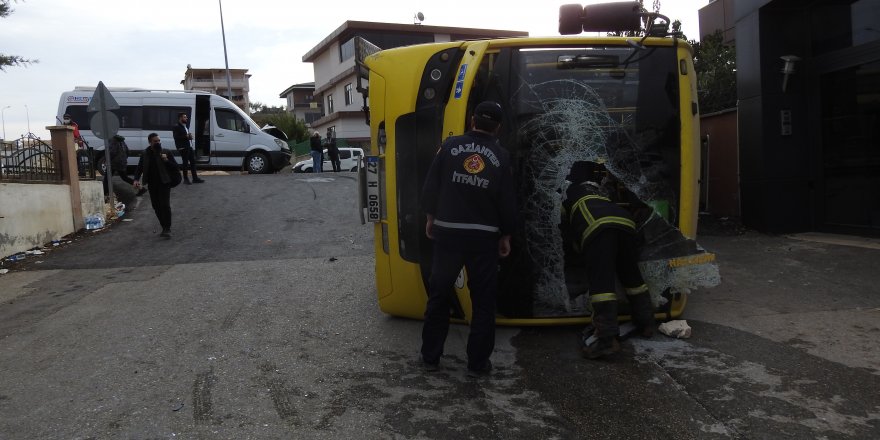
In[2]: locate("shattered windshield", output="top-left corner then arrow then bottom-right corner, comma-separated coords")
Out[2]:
476,45 -> 688,317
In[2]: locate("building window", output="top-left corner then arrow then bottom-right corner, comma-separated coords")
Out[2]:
344,83 -> 353,106
340,38 -> 355,62
327,94 -> 334,114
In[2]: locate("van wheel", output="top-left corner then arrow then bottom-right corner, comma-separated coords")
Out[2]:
245,152 -> 270,174
95,155 -> 107,176
349,166 -> 358,172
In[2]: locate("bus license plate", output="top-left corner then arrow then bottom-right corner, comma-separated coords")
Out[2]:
365,156 -> 380,223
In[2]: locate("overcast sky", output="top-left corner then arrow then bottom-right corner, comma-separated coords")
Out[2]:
0,0 -> 709,142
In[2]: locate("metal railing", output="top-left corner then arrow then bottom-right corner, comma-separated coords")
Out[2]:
0,133 -> 64,183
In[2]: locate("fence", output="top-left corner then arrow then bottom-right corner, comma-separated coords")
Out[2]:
0,133 -> 97,183
0,133 -> 63,183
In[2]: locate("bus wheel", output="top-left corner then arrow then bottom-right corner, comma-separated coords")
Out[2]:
559,4 -> 584,35
245,152 -> 269,174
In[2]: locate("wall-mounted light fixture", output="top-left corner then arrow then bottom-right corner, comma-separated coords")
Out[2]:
781,55 -> 801,92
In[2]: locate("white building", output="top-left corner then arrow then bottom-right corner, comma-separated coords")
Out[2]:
181,66 -> 251,113
302,21 -> 527,147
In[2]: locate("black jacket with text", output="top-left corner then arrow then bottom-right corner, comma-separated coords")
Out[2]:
421,130 -> 517,249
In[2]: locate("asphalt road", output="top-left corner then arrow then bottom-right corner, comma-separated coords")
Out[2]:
0,172 -> 878,439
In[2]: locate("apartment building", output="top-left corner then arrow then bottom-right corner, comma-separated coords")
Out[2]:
302,21 -> 527,147
278,82 -> 323,126
181,65 -> 251,112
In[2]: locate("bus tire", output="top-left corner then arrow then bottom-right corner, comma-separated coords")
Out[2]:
245,151 -> 270,174
559,4 -> 585,35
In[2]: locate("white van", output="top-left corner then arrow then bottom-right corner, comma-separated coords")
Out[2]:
57,87 -> 291,173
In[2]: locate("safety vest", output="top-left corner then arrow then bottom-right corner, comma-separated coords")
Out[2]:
562,185 -> 635,253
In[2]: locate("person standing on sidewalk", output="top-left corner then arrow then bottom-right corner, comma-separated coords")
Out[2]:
309,131 -> 324,173
172,112 -> 204,184
419,101 -> 517,377
62,113 -> 88,176
326,128 -> 341,172
133,133 -> 180,238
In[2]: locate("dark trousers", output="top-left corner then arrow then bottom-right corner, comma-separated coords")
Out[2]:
421,242 -> 498,370
147,184 -> 172,230
102,169 -> 134,196
584,229 -> 644,337
177,148 -> 199,180
329,155 -> 341,172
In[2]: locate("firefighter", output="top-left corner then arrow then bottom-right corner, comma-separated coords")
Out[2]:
420,100 -> 517,376
561,165 -> 656,359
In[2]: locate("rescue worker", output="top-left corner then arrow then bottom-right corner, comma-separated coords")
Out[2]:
561,164 -> 656,359
420,100 -> 517,377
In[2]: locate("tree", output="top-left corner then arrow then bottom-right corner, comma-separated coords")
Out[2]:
692,31 -> 737,114
1,0 -> 36,71
250,111 -> 310,143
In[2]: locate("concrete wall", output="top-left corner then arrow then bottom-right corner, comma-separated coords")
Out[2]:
80,181 -> 105,219
0,180 -> 103,258
1,183 -> 74,258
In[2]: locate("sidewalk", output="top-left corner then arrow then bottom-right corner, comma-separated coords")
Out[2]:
689,228 -> 880,375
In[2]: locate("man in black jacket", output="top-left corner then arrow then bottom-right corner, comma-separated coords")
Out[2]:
419,101 -> 517,377
172,112 -> 204,184
134,133 -> 180,238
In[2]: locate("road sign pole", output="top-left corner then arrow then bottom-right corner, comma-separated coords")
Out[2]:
99,85 -> 114,208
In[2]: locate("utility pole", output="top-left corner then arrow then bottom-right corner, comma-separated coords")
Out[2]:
218,0 -> 234,103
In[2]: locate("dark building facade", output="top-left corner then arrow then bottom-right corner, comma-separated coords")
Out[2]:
706,0 -> 879,235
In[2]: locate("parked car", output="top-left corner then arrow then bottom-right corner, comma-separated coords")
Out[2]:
292,147 -> 364,173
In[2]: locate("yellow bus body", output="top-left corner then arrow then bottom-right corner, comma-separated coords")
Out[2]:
365,37 -> 702,325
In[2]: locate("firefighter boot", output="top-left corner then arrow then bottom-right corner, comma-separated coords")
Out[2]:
583,297 -> 621,359
627,286 -> 656,338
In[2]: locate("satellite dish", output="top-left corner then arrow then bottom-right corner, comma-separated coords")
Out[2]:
414,12 -> 424,24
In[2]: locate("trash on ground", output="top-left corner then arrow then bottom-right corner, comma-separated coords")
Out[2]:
85,214 -> 106,230
658,320 -> 692,339
0,269 -> 9,275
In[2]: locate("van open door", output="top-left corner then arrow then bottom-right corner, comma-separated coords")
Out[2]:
195,94 -> 211,162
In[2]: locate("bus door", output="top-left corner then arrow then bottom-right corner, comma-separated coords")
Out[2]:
194,95 -> 211,162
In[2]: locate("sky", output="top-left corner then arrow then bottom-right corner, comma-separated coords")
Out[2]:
0,0 -> 709,142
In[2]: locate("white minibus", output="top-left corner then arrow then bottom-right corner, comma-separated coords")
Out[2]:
57,87 -> 291,173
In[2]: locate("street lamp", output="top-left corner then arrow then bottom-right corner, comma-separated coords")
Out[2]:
24,104 -> 31,134
1,105 -> 9,141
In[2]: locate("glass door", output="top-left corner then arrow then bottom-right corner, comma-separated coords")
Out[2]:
819,61 -> 880,231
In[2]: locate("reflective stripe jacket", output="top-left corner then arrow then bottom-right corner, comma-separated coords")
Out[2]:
562,182 -> 636,252
421,130 -> 517,247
